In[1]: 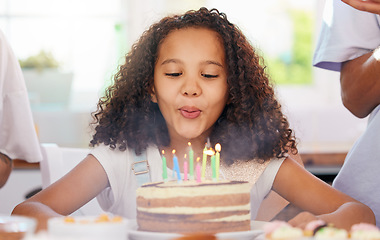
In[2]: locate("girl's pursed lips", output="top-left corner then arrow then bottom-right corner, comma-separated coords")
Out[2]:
179,106 -> 201,112
179,106 -> 202,119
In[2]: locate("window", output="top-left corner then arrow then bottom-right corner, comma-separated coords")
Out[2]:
0,0 -> 122,110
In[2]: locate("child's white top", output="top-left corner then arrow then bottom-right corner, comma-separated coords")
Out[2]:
91,144 -> 284,220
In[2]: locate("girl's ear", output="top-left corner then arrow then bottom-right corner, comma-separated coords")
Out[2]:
150,87 -> 158,103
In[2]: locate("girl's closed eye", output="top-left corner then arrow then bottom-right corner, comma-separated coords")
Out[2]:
165,72 -> 182,77
201,73 -> 218,78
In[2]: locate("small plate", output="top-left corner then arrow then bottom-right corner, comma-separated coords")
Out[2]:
0,215 -> 37,239
127,220 -> 265,240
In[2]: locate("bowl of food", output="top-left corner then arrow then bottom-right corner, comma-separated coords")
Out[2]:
0,215 -> 37,240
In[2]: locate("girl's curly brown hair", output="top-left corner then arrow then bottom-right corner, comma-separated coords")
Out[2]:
90,7 -> 297,165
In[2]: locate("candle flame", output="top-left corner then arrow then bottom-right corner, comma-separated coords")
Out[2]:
204,148 -> 215,156
196,157 -> 200,162
162,150 -> 165,154
188,142 -> 191,147
215,143 -> 221,152
184,153 -> 187,159
172,149 -> 176,154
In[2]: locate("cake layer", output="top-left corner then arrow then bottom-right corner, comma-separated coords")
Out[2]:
137,193 -> 250,208
137,180 -> 250,198
137,210 -> 250,222
137,204 -> 250,215
137,218 -> 251,233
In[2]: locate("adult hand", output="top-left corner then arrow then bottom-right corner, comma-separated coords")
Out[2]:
342,0 -> 380,14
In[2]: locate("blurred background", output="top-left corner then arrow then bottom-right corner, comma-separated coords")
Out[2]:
0,0 -> 367,153
0,0 -> 368,214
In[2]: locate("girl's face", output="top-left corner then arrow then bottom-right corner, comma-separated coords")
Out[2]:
152,27 -> 228,142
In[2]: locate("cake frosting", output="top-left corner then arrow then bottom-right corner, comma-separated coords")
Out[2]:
136,180 -> 251,233
264,221 -> 380,240
304,219 -> 328,237
350,223 -> 380,240
314,226 -> 348,240
264,221 -> 303,240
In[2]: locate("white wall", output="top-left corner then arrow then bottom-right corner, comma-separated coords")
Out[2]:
0,169 -> 41,215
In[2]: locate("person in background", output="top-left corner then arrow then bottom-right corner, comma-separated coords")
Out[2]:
13,7 -> 374,231
313,0 -> 380,226
0,29 -> 43,188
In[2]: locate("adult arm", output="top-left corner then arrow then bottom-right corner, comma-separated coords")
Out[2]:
0,152 -> 12,188
340,47 -> 380,118
342,0 -> 380,14
12,154 -> 108,231
274,157 -> 375,230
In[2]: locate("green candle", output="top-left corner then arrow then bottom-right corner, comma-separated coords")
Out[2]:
188,142 -> 194,180
211,154 -> 216,180
161,150 -> 168,181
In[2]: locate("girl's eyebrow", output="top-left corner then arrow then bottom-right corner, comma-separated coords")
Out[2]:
161,59 -> 224,68
203,60 -> 223,68
161,58 -> 182,65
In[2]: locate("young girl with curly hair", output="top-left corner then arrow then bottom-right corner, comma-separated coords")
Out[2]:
13,7 -> 374,231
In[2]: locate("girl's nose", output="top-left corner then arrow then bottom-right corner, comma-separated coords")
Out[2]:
182,78 -> 201,97
183,89 -> 199,96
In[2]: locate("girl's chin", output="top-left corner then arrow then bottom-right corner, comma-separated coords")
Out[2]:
175,128 -> 204,140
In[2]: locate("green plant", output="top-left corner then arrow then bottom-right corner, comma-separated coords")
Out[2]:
19,50 -> 60,72
265,9 -> 314,85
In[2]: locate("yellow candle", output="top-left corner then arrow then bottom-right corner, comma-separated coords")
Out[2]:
202,145 -> 207,180
215,143 -> 221,180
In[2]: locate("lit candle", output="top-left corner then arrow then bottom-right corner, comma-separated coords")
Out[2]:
188,142 -> 194,180
172,150 -> 182,182
215,143 -> 221,181
211,153 -> 216,181
184,154 -> 188,181
202,144 -> 207,179
196,157 -> 201,183
161,150 -> 168,182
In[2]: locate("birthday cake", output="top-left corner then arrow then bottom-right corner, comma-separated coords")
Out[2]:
136,180 -> 251,234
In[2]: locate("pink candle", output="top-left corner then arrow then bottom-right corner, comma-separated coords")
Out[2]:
184,160 -> 188,181
184,153 -> 188,181
196,157 -> 201,183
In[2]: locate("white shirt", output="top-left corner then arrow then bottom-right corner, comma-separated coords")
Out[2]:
0,30 -> 42,163
313,0 -> 380,227
313,0 -> 380,71
91,144 -> 283,220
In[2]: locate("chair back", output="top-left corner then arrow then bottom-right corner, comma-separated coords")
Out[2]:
40,143 -> 104,216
